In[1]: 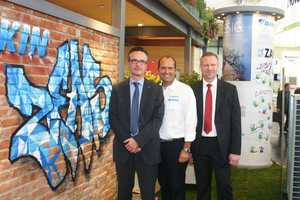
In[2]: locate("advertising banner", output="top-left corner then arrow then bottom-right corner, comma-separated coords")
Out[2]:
223,13 -> 275,166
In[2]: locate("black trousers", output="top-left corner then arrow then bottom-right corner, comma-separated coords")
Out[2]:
158,138 -> 188,200
116,152 -> 157,200
193,137 -> 233,200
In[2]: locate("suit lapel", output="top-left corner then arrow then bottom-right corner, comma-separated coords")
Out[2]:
139,78 -> 150,119
122,79 -> 131,119
216,79 -> 224,114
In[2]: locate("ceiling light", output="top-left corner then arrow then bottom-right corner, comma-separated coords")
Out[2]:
221,13 -> 225,16
256,11 -> 259,13
236,11 -> 240,14
138,21 -> 144,26
99,5 -> 105,9
217,16 -> 220,18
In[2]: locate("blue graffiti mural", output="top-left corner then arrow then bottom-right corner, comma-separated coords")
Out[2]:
0,19 -> 49,56
5,39 -> 112,190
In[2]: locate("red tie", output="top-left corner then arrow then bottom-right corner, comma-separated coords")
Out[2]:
204,84 -> 212,134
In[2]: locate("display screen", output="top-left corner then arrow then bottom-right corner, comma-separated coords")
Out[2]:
274,74 -> 280,81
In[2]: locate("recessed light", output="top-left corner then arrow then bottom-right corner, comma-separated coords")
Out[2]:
99,5 -> 105,9
138,21 -> 144,26
221,13 -> 225,16
256,11 -> 260,13
272,13 -> 276,15
236,11 -> 240,14
217,16 -> 220,18
277,16 -> 281,19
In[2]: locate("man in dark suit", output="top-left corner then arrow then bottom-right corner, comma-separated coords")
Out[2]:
190,52 -> 241,200
109,47 -> 164,200
277,83 -> 291,133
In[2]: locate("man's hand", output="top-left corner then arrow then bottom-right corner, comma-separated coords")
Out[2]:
124,138 -> 139,153
178,150 -> 190,163
229,154 -> 240,165
133,147 -> 142,153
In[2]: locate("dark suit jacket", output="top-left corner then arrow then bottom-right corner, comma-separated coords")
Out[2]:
190,79 -> 241,161
277,90 -> 290,111
109,78 -> 164,165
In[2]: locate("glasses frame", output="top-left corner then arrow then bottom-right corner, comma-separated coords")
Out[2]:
130,59 -> 148,65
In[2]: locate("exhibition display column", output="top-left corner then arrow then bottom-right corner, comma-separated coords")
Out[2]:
214,6 -> 284,167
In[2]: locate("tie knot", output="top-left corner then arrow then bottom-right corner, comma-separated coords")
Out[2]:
207,84 -> 212,89
133,82 -> 139,88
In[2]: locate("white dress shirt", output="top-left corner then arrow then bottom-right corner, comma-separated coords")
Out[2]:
202,78 -> 218,137
159,79 -> 197,142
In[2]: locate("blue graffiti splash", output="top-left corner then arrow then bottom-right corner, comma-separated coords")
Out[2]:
5,39 -> 112,190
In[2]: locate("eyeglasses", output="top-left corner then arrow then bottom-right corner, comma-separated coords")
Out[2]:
130,59 -> 147,65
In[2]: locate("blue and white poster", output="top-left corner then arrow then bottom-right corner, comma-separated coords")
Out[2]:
222,14 -> 252,81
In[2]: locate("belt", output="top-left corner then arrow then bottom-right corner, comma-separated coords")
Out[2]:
201,136 -> 217,140
160,137 -> 184,142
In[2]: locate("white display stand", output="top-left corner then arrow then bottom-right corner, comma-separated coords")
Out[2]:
185,164 -> 196,184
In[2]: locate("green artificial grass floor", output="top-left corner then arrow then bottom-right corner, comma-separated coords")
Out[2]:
155,160 -> 288,200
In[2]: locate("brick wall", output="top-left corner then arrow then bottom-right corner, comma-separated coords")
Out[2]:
0,0 -> 118,199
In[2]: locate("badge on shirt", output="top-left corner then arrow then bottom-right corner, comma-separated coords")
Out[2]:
168,95 -> 179,109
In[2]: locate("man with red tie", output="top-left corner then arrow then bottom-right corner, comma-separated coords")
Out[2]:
190,52 -> 241,200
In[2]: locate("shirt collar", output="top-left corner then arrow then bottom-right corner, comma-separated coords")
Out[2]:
130,77 -> 144,86
161,79 -> 178,91
203,78 -> 217,88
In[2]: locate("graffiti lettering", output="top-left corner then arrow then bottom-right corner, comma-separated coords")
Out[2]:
0,19 -> 49,56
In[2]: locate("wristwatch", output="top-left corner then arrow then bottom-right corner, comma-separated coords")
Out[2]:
183,148 -> 191,153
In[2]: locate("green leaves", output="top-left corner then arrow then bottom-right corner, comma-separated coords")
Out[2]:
180,0 -> 219,40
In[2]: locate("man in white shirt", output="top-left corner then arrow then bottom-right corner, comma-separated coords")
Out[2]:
157,56 -> 197,200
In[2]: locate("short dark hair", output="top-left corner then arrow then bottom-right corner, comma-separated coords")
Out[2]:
158,56 -> 176,69
285,83 -> 290,88
201,52 -> 218,64
128,47 -> 149,62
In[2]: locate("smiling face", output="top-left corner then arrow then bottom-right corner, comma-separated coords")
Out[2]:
128,51 -> 148,81
200,55 -> 219,83
158,57 -> 177,88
